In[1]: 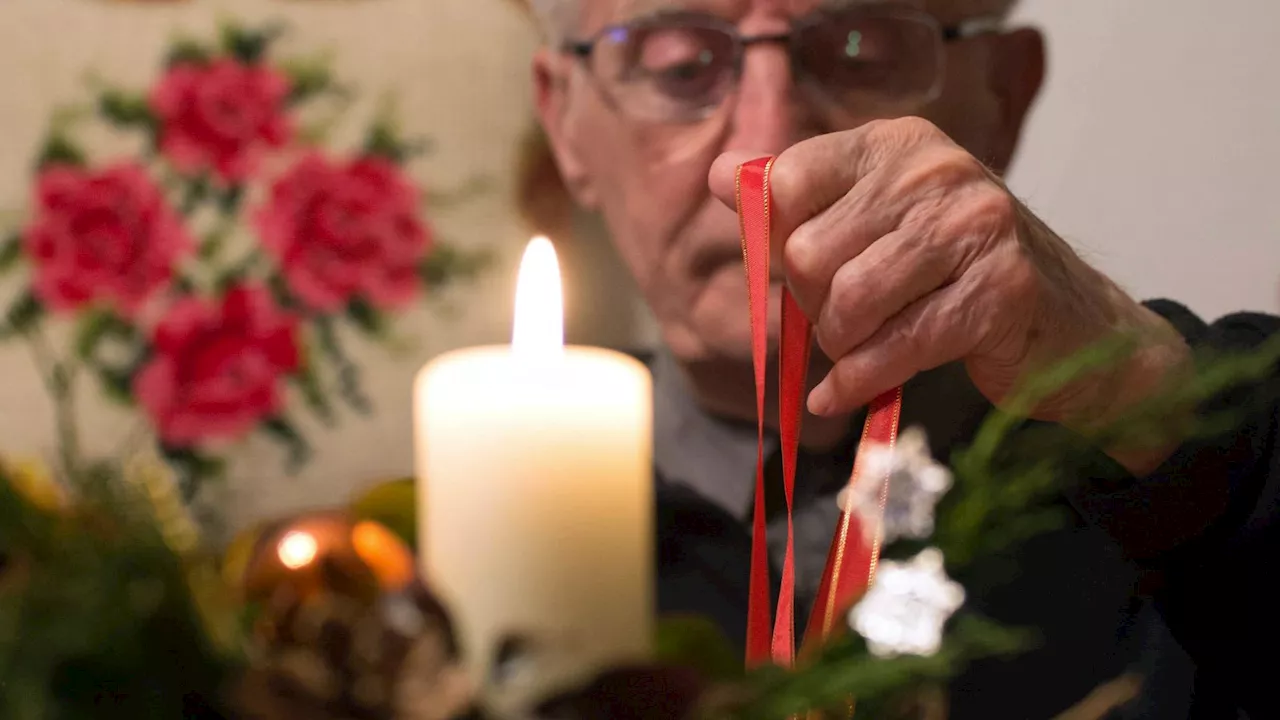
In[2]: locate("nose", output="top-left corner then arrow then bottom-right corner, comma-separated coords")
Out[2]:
722,40 -> 825,158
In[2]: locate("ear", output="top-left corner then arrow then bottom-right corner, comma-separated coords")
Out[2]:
986,27 -> 1046,174
532,48 -> 599,208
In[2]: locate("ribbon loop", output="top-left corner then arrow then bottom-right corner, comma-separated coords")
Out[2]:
735,158 -> 905,673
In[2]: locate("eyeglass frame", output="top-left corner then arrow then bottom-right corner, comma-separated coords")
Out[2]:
558,3 -> 1005,123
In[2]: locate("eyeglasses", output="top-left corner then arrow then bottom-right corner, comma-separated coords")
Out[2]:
562,4 -> 998,124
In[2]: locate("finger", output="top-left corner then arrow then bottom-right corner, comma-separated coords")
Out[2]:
708,150 -> 770,211
811,224 -> 958,362
807,281 -> 979,416
769,118 -> 943,246
781,158 -> 906,319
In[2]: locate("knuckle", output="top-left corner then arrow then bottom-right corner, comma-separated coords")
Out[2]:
768,151 -> 804,202
782,223 -> 825,288
814,316 -> 847,360
816,274 -> 870,356
896,150 -> 984,218
1001,247 -> 1040,300
951,187 -> 1018,244
933,150 -> 984,187
876,116 -> 940,144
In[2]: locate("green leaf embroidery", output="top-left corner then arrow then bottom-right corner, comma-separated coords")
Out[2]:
315,318 -> 371,414
72,308 -> 134,362
292,342 -> 335,426
419,245 -> 494,288
215,184 -> 244,215
0,234 -> 23,274
345,297 -> 385,337
34,133 -> 85,170
362,117 -> 431,164
259,416 -> 311,473
280,58 -> 333,104
219,22 -> 286,65
164,39 -> 211,68
97,90 -> 156,131
159,445 -> 227,502
2,292 -> 44,337
96,366 -> 135,406
178,175 -> 210,215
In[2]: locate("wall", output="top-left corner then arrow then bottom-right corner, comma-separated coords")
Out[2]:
1007,0 -> 1280,320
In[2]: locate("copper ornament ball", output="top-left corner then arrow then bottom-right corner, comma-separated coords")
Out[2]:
239,511 -> 417,607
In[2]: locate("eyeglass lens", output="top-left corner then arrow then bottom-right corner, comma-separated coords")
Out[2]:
582,7 -> 945,123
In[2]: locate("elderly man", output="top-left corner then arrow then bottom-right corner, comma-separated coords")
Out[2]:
525,0 -> 1279,717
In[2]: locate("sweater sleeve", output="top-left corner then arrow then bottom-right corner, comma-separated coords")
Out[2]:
1066,299 -> 1280,719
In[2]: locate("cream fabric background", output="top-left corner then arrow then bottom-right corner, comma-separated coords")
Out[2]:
0,0 -> 585,532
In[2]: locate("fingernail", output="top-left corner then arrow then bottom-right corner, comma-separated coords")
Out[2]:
808,382 -> 833,416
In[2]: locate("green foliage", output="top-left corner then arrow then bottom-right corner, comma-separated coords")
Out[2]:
727,617 -> 1029,720
708,333 -> 1280,718
0,463 -> 241,720
654,615 -> 743,683
0,330 -> 1277,717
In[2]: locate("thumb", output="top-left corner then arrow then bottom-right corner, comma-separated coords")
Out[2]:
708,150 -> 775,211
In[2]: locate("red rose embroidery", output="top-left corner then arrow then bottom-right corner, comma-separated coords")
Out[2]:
133,285 -> 299,447
150,58 -> 292,183
255,153 -> 431,312
23,162 -> 194,316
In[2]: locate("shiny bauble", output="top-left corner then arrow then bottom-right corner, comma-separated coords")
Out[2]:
239,511 -> 416,608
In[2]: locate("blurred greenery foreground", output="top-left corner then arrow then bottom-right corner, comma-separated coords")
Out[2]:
2,327 -> 1276,720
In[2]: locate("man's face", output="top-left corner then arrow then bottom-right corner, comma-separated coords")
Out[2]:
534,0 -> 1043,366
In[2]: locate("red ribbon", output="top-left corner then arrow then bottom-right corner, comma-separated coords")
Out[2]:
736,157 -> 905,671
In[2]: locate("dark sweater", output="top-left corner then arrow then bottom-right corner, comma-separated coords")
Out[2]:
651,299 -> 1280,719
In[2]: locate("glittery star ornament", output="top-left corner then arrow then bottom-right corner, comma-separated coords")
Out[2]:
847,548 -> 965,658
836,426 -> 953,544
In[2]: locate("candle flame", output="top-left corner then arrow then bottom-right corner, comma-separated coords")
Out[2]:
512,236 -> 564,359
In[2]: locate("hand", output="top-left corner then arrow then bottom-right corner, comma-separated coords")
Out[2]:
709,118 -> 1191,474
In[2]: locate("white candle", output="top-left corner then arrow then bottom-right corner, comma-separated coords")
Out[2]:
414,237 -> 653,712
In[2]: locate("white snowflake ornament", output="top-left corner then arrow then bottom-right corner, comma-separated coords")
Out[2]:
847,547 -> 965,658
836,426 -> 953,544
